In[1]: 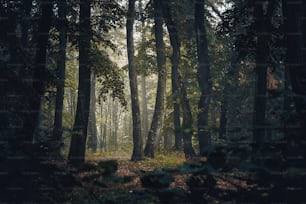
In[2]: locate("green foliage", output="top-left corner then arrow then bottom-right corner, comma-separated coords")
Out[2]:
140,170 -> 174,188
90,48 -> 127,107
97,160 -> 119,176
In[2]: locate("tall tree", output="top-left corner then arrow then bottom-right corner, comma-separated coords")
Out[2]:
144,0 -> 167,158
195,0 -> 212,155
53,0 -> 68,144
159,0 -> 196,159
127,0 -> 143,161
282,0 -> 306,165
252,0 -> 276,151
219,53 -> 239,139
0,0 -> 53,200
139,0 -> 149,140
68,0 -> 91,165
27,0 -> 53,142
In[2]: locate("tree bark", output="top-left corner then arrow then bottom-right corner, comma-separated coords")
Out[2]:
144,0 -> 167,158
195,0 -> 212,156
53,0 -> 67,144
127,0 -> 143,161
68,0 -> 91,165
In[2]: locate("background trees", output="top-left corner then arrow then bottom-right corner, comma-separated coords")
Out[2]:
1,0 -> 306,202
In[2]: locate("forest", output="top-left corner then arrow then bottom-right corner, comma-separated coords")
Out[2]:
0,0 -> 305,203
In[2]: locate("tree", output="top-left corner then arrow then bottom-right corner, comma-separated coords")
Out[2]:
68,0 -> 91,165
138,0 -> 149,142
159,0 -> 196,159
27,0 -> 54,143
252,0 -> 276,151
195,0 -> 212,155
144,0 -> 167,158
53,0 -> 68,145
282,0 -> 306,166
0,0 -> 53,200
127,0 -> 143,161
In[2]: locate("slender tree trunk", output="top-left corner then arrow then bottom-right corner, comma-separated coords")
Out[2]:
127,0 -> 143,161
159,0 -> 196,159
68,0 -> 91,165
219,52 -> 238,139
173,77 -> 183,150
140,76 -> 149,140
87,73 -> 98,152
144,0 -> 167,158
138,0 -> 149,143
53,0 -> 67,143
219,95 -> 228,139
101,101 -> 108,151
195,0 -> 212,156
113,100 -> 119,151
69,88 -> 77,120
99,102 -> 104,151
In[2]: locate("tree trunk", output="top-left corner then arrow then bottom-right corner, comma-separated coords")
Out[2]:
68,0 -> 91,165
0,1 -> 52,200
99,102 -> 104,151
53,0 -> 67,144
127,0 -> 143,161
195,0 -> 212,156
219,53 -> 239,139
138,0 -> 149,144
140,76 -> 149,140
282,0 -> 306,166
252,1 -> 275,151
164,134 -> 172,149
26,0 -> 53,143
219,95 -> 228,139
113,100 -> 119,151
144,0 -> 167,158
87,73 -> 98,152
159,0 -> 196,159
173,76 -> 183,150
101,101 -> 108,151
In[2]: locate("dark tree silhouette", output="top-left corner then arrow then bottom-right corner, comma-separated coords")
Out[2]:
195,0 -> 212,155
144,0 -> 167,158
252,0 -> 277,151
68,0 -> 91,165
127,0 -> 143,161
159,0 -> 196,159
53,0 -> 68,145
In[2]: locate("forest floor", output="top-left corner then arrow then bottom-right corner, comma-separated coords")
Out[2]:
69,151 -> 192,203
58,151 -> 253,204
5,150 -> 305,203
